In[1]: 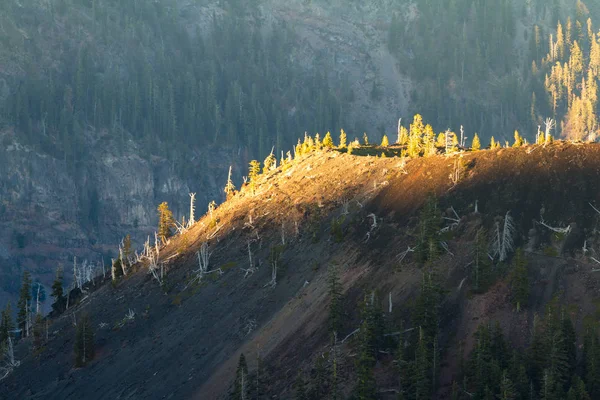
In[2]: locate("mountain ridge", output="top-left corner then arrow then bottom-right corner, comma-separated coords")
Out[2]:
4,140 -> 600,398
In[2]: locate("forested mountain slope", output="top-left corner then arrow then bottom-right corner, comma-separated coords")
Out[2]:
1,0 -> 600,345
4,140 -> 600,399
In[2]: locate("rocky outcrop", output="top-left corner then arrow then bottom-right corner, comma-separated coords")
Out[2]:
0,129 -> 242,308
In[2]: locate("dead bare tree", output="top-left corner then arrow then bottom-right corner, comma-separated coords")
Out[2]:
264,246 -> 282,288
73,257 -> 80,290
36,285 -> 41,315
0,338 -> 20,381
188,193 -> 196,228
241,241 -> 256,279
535,216 -> 571,235
449,157 -> 463,186
368,213 -> 378,230
341,198 -> 350,216
491,211 -> 516,262
186,242 -> 223,288
441,207 -> 461,232
208,200 -> 216,222
397,246 -> 415,266
460,125 -> 467,148
544,118 -> 555,145
148,251 -> 164,285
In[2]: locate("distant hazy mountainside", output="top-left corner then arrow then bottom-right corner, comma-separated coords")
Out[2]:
0,0 -> 409,307
0,0 -> 595,309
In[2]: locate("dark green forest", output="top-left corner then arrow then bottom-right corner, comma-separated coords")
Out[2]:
0,0 -> 346,168
3,0 -> 600,166
387,0 -> 600,142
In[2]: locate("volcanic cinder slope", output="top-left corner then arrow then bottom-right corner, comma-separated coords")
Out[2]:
4,142 -> 600,399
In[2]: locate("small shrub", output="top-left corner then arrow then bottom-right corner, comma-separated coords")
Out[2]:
330,216 -> 346,243
543,246 -> 558,257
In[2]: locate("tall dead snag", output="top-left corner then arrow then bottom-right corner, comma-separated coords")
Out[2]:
0,338 -> 19,380
224,166 -> 236,199
264,245 -> 283,288
491,211 -> 515,262
188,193 -> 196,228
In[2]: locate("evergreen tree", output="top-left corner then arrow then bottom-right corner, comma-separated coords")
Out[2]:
360,292 -> 385,354
472,133 -> 481,151
157,202 -> 174,243
583,322 -> 600,398
381,134 -> 389,147
294,373 -> 308,400
567,376 -> 591,400
413,273 -> 443,341
407,114 -> 425,158
471,228 -> 491,293
498,370 -> 517,400
254,350 -> 267,399
263,151 -> 276,174
51,266 -> 66,315
17,270 -> 32,336
328,264 -> 343,336
122,234 -> 132,265
312,352 -> 330,399
510,249 -> 529,311
539,369 -> 560,400
314,133 -> 322,150
416,196 -> 441,265
413,327 -> 432,400
422,124 -> 436,156
248,160 -> 261,194
32,313 -> 44,350
323,131 -> 334,148
233,353 -> 249,400
339,129 -> 347,149
398,125 -> 409,146
295,139 -> 303,157
355,320 -> 377,400
0,303 -> 14,347
490,136 -> 500,149
74,313 -> 94,367
513,131 -> 524,147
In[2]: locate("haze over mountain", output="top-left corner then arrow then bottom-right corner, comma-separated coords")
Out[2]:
3,0 -> 600,399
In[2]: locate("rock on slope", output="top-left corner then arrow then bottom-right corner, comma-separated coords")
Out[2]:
4,142 -> 600,399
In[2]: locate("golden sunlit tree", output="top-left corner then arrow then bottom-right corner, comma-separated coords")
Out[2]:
323,132 -> 334,148
398,125 -> 409,145
436,132 -> 446,148
422,124 -> 436,156
263,151 -> 276,174
381,135 -> 389,147
314,133 -> 322,150
407,114 -> 425,157
248,160 -> 261,194
490,136 -> 501,149
471,134 -> 481,150
513,130 -> 524,147
157,202 -> 175,243
339,129 -> 347,148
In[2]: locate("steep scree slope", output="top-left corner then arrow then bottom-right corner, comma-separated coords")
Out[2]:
4,143 -> 600,399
